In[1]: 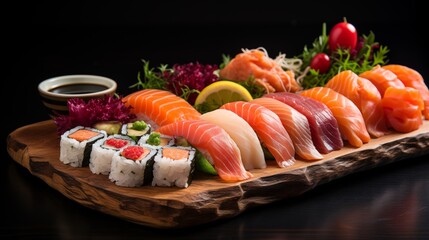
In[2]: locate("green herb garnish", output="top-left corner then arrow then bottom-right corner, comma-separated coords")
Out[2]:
130,59 -> 168,90
296,23 -> 390,89
147,132 -> 161,146
131,120 -> 147,131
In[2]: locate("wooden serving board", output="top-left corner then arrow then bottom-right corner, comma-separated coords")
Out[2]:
6,120 -> 429,228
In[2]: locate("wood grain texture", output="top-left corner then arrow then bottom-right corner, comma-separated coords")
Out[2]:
6,120 -> 429,228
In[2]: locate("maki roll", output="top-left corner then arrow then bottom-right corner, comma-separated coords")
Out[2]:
89,134 -> 136,175
138,132 -> 175,149
60,126 -> 106,167
152,146 -> 196,188
121,120 -> 151,141
109,144 -> 157,187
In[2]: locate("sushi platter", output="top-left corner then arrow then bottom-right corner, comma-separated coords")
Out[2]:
7,119 -> 429,229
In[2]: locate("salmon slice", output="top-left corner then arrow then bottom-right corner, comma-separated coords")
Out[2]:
251,97 -> 322,160
162,148 -> 189,160
123,89 -> 201,128
382,64 -> 429,120
219,48 -> 301,93
220,101 -> 296,168
157,119 -> 252,182
264,92 -> 343,154
68,129 -> 100,142
381,87 -> 424,133
300,87 -> 370,148
359,65 -> 405,96
325,70 -> 390,138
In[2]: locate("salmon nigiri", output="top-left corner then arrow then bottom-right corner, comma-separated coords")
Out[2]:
381,87 -> 424,133
325,70 -> 390,138
300,87 -> 370,148
251,97 -> 322,161
220,101 -> 296,168
264,92 -> 343,154
201,109 -> 266,170
359,65 -> 405,96
123,89 -> 201,128
157,119 -> 252,182
382,64 -> 429,120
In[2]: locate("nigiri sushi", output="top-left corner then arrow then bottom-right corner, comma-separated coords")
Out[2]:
251,97 -> 323,161
381,86 -> 424,133
299,87 -> 370,148
201,109 -> 266,170
220,101 -> 295,168
359,65 -> 405,96
325,70 -> 390,138
382,64 -> 429,120
157,119 -> 252,182
123,89 -> 201,128
264,92 -> 343,154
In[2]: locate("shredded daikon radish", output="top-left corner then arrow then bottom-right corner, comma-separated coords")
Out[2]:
241,47 -> 303,73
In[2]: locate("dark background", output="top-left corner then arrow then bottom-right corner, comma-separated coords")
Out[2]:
4,0 -> 427,133
3,1 -> 429,239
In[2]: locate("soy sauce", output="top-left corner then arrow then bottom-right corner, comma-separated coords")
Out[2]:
49,83 -> 108,94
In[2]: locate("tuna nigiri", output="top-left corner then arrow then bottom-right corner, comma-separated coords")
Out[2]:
382,64 -> 429,120
381,87 -> 424,133
359,65 -> 405,96
299,87 -> 370,148
264,92 -> 343,154
325,70 -> 390,138
123,89 -> 201,128
220,101 -> 296,168
251,97 -> 323,160
201,109 -> 266,170
157,119 -> 252,182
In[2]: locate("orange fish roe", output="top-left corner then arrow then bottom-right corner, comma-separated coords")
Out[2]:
68,129 -> 100,142
162,148 -> 189,160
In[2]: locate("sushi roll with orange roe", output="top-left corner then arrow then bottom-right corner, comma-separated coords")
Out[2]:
152,146 -> 196,188
60,126 -> 107,167
109,145 -> 157,187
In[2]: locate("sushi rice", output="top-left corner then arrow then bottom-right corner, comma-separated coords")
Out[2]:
89,134 -> 136,175
60,126 -> 107,167
109,144 -> 157,187
152,146 -> 196,188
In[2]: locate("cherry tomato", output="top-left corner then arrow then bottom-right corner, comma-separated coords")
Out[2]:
328,20 -> 358,52
310,53 -> 330,74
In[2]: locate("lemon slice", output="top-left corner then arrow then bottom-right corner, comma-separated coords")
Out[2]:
195,80 -> 253,113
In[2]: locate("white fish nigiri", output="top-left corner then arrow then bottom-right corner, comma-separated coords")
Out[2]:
201,109 -> 266,170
